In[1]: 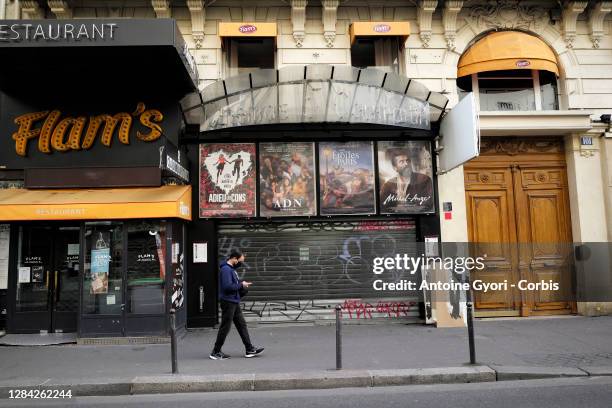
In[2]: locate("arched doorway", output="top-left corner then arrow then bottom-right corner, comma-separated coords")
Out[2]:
458,31 -> 575,317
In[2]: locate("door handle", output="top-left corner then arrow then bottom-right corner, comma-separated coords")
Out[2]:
199,286 -> 205,312
54,271 -> 59,302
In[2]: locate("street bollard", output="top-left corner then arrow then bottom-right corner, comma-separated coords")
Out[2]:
335,304 -> 342,370
170,308 -> 178,374
465,290 -> 477,365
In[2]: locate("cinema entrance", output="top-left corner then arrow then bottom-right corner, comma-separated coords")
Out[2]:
180,64 -> 480,327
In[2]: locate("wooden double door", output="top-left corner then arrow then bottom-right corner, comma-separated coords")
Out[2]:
464,138 -> 575,317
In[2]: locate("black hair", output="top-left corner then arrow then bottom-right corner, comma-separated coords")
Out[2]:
228,249 -> 243,260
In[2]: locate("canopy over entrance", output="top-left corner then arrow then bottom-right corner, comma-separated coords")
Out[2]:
458,31 -> 559,78
180,65 -> 449,133
0,185 -> 192,221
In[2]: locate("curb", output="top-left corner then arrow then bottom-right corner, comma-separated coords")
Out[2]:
130,366 -> 495,395
0,365 -> 609,398
491,365 -> 588,381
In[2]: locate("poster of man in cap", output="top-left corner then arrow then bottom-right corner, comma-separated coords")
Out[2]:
377,141 -> 434,214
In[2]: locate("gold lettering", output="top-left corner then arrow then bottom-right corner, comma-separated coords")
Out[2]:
38,110 -> 61,153
12,104 -> 162,156
137,109 -> 164,142
12,111 -> 49,157
82,113 -> 132,149
51,117 -> 86,152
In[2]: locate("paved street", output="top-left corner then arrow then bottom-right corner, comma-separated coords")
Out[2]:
1,316 -> 611,384
1,377 -> 611,408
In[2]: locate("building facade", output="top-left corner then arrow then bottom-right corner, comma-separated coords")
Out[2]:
0,0 -> 611,338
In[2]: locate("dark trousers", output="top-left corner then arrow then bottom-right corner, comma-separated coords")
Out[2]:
213,300 -> 253,353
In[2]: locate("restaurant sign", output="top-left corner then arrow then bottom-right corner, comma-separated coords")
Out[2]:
0,22 -> 118,42
11,102 -> 163,157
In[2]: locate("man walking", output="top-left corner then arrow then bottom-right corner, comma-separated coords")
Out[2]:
210,250 -> 264,360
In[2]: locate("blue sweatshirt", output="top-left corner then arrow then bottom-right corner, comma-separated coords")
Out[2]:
218,261 -> 242,303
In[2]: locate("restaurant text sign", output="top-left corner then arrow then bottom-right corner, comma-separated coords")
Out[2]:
0,22 -> 118,42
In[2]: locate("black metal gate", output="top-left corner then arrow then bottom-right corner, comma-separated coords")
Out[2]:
218,220 -> 421,322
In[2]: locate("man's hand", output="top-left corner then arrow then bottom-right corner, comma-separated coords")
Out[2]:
242,281 -> 252,288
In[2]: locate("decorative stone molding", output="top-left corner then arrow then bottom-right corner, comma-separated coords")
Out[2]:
152,0 -> 172,19
187,0 -> 206,49
321,0 -> 340,47
466,0 -> 547,32
20,1 -> 44,19
442,1 -> 463,51
479,138 -> 564,156
588,1 -> 612,48
417,0 -> 438,48
580,149 -> 596,157
290,0 -> 308,47
561,1 -> 588,48
48,1 -> 72,19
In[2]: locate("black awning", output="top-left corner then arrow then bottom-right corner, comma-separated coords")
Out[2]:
0,19 -> 198,100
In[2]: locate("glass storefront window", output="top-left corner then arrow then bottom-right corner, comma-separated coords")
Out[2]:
126,221 -> 166,315
83,222 -> 123,315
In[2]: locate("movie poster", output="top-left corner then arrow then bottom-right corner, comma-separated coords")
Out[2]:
199,143 -> 256,217
259,142 -> 316,217
377,141 -> 434,214
319,141 -> 376,215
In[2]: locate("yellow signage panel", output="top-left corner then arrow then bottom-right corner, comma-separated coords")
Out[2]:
349,21 -> 411,44
218,22 -> 277,38
0,186 -> 192,221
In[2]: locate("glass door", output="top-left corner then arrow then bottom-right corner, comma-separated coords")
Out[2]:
52,227 -> 81,332
14,226 -> 54,333
12,225 -> 80,333
82,222 -> 124,336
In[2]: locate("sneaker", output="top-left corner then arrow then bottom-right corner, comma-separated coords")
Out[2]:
209,351 -> 230,360
245,346 -> 264,358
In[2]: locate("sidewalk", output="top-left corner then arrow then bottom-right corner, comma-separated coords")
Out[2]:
0,316 -> 611,396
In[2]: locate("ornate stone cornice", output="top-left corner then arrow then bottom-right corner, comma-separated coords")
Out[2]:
321,0 -> 340,47
479,138 -> 563,156
442,1 -> 463,51
465,1 -> 547,32
588,1 -> 612,48
152,0 -> 172,19
289,0 -> 308,47
21,1 -> 44,19
417,0 -> 438,48
187,0 -> 206,49
48,1 -> 72,19
561,1 -> 588,48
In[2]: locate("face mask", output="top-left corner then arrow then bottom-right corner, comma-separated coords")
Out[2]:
234,262 -> 243,269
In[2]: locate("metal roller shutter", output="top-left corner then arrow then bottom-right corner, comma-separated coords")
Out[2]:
218,220 -> 421,323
